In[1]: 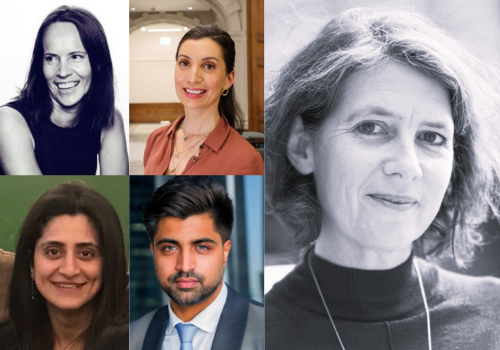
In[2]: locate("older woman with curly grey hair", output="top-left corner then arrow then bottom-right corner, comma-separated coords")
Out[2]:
265,7 -> 500,350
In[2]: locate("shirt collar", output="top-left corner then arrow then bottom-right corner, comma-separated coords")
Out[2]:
166,282 -> 228,335
167,115 -> 231,153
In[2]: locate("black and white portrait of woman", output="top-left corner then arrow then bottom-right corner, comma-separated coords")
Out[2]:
0,1 -> 129,175
265,1 -> 500,349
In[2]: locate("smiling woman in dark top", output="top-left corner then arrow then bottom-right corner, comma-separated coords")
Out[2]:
0,6 -> 128,175
265,8 -> 500,350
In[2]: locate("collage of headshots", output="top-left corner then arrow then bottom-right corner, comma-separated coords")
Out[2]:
0,0 -> 499,349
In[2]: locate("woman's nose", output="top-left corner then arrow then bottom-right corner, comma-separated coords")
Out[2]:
382,138 -> 423,180
187,66 -> 202,84
57,59 -> 72,79
59,254 -> 80,277
176,250 -> 196,273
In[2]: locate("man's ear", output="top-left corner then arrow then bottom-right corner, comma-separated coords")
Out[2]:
150,243 -> 154,256
223,240 -> 231,265
287,116 -> 315,175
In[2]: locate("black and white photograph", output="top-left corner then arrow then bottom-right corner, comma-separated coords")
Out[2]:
0,1 -> 129,175
264,0 -> 500,349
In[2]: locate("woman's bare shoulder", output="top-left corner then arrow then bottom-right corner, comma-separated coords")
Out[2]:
0,106 -> 32,137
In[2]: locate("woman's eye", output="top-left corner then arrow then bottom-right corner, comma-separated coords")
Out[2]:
44,56 -> 58,64
418,132 -> 447,146
70,54 -> 84,61
178,61 -> 189,67
80,250 -> 95,258
203,63 -> 215,70
355,122 -> 386,135
46,248 -> 60,257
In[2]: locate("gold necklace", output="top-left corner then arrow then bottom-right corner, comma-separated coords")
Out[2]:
170,136 -> 207,175
308,248 -> 432,350
180,121 -> 214,141
174,137 -> 203,157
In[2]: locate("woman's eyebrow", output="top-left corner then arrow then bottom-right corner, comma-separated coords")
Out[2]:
178,54 -> 219,62
39,241 -> 63,247
344,105 -> 404,123
76,242 -> 99,249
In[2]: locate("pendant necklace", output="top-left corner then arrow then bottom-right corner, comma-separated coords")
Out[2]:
180,121 -> 214,141
170,135 -> 207,175
308,250 -> 432,350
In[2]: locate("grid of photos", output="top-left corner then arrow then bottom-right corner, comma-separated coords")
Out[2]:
0,0 -> 499,350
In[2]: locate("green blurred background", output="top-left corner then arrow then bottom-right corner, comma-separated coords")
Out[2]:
0,176 -> 129,260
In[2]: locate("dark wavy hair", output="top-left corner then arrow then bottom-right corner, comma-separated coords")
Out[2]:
176,24 -> 243,131
143,176 -> 234,243
12,6 -> 114,135
265,8 -> 500,268
8,181 -> 128,350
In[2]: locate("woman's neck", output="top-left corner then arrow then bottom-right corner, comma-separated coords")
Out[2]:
315,228 -> 413,270
47,303 -> 93,350
50,101 -> 80,128
183,106 -> 220,134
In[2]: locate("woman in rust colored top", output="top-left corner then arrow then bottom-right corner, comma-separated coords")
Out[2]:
143,24 -> 264,175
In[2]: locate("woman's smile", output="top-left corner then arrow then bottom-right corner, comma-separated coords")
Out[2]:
183,87 -> 208,99
366,193 -> 418,211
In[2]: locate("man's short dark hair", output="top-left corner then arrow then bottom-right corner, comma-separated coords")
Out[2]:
142,176 -> 234,242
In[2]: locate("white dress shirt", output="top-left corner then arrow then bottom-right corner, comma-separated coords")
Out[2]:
162,283 -> 228,350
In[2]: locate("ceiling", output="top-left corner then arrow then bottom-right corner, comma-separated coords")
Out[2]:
129,0 -> 211,12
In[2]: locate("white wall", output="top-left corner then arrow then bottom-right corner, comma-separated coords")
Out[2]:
129,23 -> 186,103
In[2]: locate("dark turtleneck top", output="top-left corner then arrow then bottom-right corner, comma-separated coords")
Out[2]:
265,249 -> 500,350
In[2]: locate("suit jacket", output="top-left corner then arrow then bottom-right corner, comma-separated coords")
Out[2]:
130,284 -> 264,350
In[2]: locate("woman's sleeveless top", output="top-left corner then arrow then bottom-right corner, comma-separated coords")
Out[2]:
0,101 -> 101,175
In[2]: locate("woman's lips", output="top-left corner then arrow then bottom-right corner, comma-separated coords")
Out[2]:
175,278 -> 199,289
52,282 -> 86,290
183,88 -> 207,99
55,81 -> 80,94
367,194 -> 418,211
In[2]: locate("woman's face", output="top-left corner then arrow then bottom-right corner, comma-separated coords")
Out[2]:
175,38 -> 234,112
313,61 -> 454,251
33,214 -> 102,312
43,22 -> 92,109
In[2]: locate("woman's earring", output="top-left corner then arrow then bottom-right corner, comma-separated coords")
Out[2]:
221,88 -> 229,96
31,278 -> 34,300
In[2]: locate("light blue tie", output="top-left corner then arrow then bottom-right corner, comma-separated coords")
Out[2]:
175,323 -> 199,350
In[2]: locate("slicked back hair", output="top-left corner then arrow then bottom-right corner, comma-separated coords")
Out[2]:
143,176 -> 234,243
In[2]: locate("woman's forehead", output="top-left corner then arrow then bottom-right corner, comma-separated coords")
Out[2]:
43,22 -> 86,53
178,38 -> 224,60
332,61 -> 453,127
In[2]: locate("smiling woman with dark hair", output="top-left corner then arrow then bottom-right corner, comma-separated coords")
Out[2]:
0,181 -> 128,350
0,6 -> 128,175
143,24 -> 264,175
265,7 -> 500,350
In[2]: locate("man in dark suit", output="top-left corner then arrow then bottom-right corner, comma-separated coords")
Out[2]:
130,176 -> 264,350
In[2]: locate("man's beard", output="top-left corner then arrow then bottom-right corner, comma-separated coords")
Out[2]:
160,266 -> 225,306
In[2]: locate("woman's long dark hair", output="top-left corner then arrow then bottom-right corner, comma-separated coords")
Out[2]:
176,24 -> 243,131
8,181 -> 128,350
12,6 -> 114,135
